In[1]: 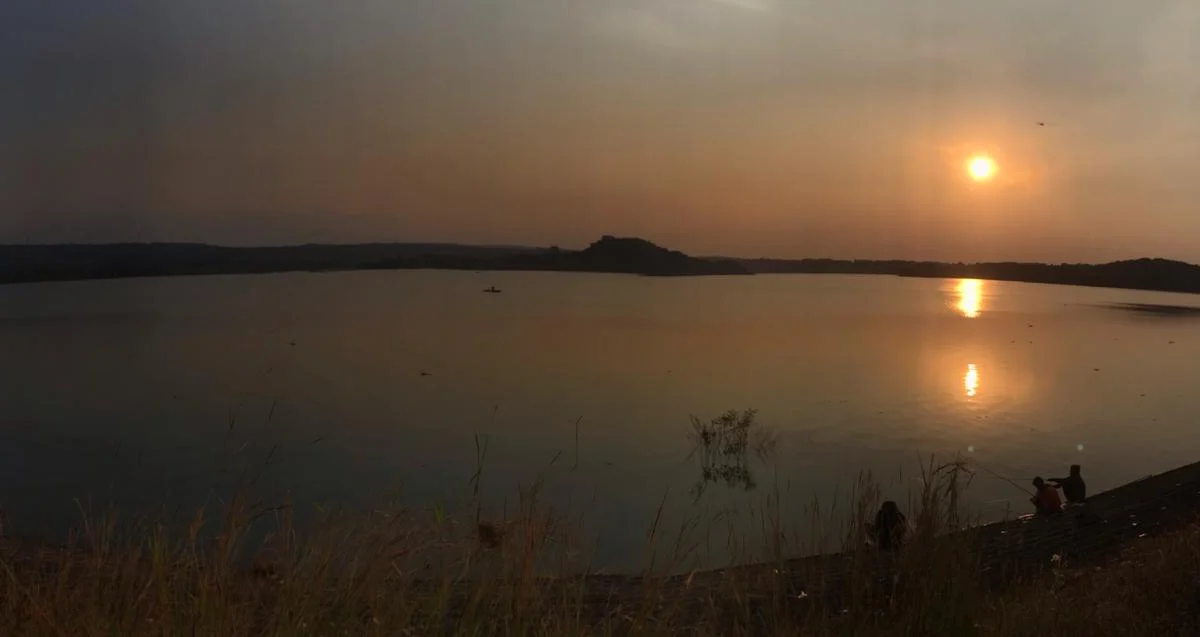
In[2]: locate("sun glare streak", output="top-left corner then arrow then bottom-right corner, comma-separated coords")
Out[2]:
964,363 -> 979,398
956,279 -> 983,318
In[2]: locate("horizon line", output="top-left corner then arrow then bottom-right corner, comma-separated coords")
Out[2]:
1,238 -> 1197,269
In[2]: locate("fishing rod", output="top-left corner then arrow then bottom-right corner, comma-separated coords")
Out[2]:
968,459 -> 1034,497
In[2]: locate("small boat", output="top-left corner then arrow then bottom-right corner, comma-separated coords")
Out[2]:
483,286 -> 502,294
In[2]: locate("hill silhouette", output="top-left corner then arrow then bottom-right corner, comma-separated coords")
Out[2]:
0,236 -> 747,284
4,240 -> 1200,294
369,235 -> 749,277
738,256 -> 1200,294
513,236 -> 749,276
0,242 -> 548,284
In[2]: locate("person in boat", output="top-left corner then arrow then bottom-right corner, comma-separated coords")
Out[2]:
1030,477 -> 1063,515
871,501 -> 907,550
1049,464 -> 1086,504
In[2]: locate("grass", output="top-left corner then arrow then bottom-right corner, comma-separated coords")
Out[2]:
2,413 -> 1199,636
978,522 -> 1200,636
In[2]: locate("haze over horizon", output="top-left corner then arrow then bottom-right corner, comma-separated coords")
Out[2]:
3,1 -> 1198,263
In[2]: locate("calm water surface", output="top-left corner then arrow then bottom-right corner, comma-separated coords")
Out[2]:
2,271 -> 1199,570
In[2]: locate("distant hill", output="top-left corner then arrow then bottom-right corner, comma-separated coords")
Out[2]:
0,242 -> 552,284
5,239 -> 1200,294
499,236 -> 749,276
0,236 -> 747,284
368,235 -> 749,277
738,256 -> 1200,294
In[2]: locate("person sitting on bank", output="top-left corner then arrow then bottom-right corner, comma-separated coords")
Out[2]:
871,501 -> 907,551
1049,464 -> 1086,504
1031,477 -> 1064,515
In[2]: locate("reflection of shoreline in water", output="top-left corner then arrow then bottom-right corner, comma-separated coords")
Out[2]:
1096,302 -> 1200,318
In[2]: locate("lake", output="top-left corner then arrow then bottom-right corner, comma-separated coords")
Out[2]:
2,270 -> 1199,571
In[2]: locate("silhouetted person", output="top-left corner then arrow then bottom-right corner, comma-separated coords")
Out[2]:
872,501 -> 907,551
1049,465 -> 1086,504
1031,477 -> 1063,515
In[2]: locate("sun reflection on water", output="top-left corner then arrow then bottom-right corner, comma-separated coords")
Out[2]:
956,279 -> 983,318
964,363 -> 979,398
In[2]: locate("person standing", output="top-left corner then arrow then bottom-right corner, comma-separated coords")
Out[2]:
872,501 -> 908,550
1049,465 -> 1087,504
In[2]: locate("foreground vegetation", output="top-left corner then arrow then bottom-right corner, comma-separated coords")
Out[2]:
2,411 -> 1198,635
3,481 -> 1197,634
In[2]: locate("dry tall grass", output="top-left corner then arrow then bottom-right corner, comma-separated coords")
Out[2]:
1,441 -> 1197,635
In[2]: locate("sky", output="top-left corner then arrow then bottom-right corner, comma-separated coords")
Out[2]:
2,0 -> 1198,262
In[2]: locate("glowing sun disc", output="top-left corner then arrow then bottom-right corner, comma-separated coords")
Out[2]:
967,155 -> 997,181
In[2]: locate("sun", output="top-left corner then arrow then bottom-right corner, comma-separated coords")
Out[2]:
967,155 -> 997,182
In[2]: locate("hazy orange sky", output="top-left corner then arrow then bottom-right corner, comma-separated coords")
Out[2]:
2,0 -> 1198,262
